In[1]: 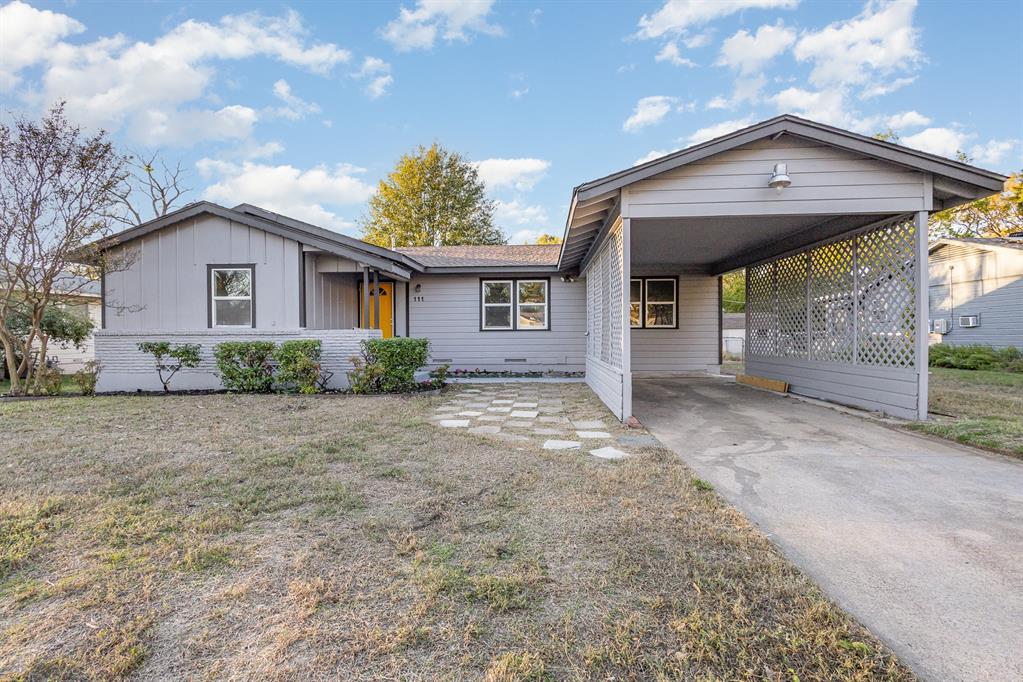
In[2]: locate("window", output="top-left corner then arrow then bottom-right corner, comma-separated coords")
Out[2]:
210,266 -> 254,327
481,278 -> 549,330
630,277 -> 677,329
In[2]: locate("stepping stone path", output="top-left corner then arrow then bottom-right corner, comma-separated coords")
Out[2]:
430,383 -> 644,460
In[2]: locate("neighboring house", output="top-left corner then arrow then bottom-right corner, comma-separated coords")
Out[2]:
927,235 -> 1023,348
46,276 -> 102,373
722,312 -> 745,357
77,115 -> 1004,421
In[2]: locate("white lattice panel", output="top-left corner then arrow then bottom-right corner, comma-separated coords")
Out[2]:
607,226 -> 624,369
746,218 -> 917,369
583,222 -> 624,370
809,240 -> 855,363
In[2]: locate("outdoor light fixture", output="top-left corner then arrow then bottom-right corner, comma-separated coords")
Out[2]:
768,162 -> 791,192
414,283 -> 422,292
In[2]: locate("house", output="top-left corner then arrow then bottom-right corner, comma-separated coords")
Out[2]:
79,115 -> 1005,421
722,312 -> 746,358
927,236 -> 1023,348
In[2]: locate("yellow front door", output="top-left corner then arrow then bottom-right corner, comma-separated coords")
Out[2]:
359,281 -> 394,338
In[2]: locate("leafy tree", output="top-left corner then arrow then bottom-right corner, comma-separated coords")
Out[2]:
930,171 -> 1022,239
361,143 -> 505,247
536,234 -> 562,245
721,270 -> 746,313
137,341 -> 201,392
0,103 -> 127,394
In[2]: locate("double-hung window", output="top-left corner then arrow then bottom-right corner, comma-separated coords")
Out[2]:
210,265 -> 255,327
481,278 -> 549,330
630,277 -> 677,329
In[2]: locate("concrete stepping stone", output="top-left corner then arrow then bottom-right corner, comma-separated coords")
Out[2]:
590,446 -> 629,460
464,402 -> 490,408
492,399 -> 515,405
618,434 -> 658,447
439,419 -> 470,428
574,420 -> 606,429
487,406 -> 512,413
506,420 -> 535,428
469,425 -> 501,435
533,428 -> 564,436
538,415 -> 569,424
512,402 -> 538,408
577,430 -> 612,439
435,406 -> 460,412
458,411 -> 484,417
478,415 -> 506,422
510,410 -> 539,419
543,439 -> 581,450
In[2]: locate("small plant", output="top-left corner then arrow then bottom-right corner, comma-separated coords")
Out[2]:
692,478 -> 714,492
348,354 -> 387,395
214,341 -> 276,392
33,364 -> 63,396
273,340 -> 321,394
432,363 -> 450,384
137,341 -> 202,392
73,360 -> 101,396
929,343 -> 1022,373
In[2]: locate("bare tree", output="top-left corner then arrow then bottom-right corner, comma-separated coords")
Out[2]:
109,150 -> 191,228
0,103 -> 128,394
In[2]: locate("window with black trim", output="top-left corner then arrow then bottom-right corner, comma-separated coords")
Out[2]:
481,278 -> 549,330
630,277 -> 677,329
211,266 -> 254,327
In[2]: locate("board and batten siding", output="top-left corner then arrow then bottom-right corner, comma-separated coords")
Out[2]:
631,274 -> 719,374
305,253 -> 360,330
623,136 -> 930,218
408,274 -> 586,371
928,244 -> 1023,348
104,214 -> 301,330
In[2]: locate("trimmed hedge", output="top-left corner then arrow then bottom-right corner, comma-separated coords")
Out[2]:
214,341 -> 276,392
929,343 -> 1023,372
273,340 -> 322,394
349,337 -> 430,394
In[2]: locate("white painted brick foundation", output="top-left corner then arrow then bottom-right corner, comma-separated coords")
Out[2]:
94,328 -> 382,392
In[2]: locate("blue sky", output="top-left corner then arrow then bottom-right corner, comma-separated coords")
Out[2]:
2,0 -> 1021,242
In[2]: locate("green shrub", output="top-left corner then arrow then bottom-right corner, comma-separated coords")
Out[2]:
73,360 -> 101,396
214,341 -> 276,393
273,340 -> 322,394
929,343 -> 1023,372
348,337 -> 430,394
34,365 -> 63,395
137,341 -> 202,392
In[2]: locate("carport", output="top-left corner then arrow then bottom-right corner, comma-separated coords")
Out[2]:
558,115 -> 1006,421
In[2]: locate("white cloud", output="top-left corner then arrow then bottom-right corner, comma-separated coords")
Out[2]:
474,158 -> 551,191
494,199 -> 549,226
634,149 -> 679,166
901,127 -> 971,159
683,32 -> 712,48
0,0 -> 84,90
382,0 -> 502,51
655,42 -> 696,67
717,21 -> 795,74
510,86 -> 529,98
198,158 -> 375,232
793,0 -> 921,96
683,117 -> 755,146
269,79 -> 321,120
353,56 -> 393,99
623,96 -> 677,132
969,139 -> 1017,167
6,5 -> 351,146
884,110 -> 930,129
635,0 -> 798,40
706,96 -> 729,110
861,76 -> 916,99
769,86 -> 851,126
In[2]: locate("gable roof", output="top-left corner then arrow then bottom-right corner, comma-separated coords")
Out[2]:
558,114 -> 1009,271
395,244 -> 560,269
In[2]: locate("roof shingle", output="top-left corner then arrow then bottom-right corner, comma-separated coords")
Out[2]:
396,244 -> 561,267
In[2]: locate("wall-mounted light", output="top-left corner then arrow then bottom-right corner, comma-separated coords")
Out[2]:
414,283 -> 422,292
768,162 -> 791,193
560,275 -> 575,283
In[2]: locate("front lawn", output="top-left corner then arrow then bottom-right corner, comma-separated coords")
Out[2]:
909,367 -> 1023,457
1,386 -> 912,680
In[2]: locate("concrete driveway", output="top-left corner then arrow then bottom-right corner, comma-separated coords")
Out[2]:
634,377 -> 1023,682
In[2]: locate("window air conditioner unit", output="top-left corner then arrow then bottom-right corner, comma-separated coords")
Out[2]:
932,319 -> 952,334
959,315 -> 981,328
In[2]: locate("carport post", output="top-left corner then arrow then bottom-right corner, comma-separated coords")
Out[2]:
915,210 -> 929,420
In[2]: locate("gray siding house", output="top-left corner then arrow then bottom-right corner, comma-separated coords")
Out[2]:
928,237 -> 1023,348
80,115 -> 1005,421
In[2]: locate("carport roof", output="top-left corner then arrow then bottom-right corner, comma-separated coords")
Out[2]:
558,114 -> 1008,271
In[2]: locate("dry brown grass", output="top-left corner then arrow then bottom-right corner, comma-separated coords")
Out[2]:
1,385 -> 914,680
